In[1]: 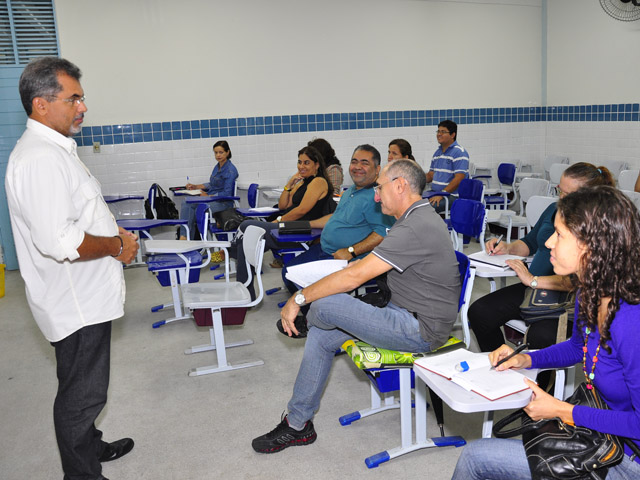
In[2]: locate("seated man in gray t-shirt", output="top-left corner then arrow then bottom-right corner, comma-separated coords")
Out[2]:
252,160 -> 460,454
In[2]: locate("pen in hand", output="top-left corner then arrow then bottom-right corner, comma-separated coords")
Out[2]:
490,234 -> 504,256
491,343 -> 528,370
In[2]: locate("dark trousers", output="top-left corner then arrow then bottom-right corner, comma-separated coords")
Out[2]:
52,322 -> 112,480
469,282 -> 572,352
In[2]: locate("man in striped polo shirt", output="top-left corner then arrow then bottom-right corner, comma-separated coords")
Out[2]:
425,119 -> 469,213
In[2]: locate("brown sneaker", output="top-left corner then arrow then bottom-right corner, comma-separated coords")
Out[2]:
270,258 -> 284,268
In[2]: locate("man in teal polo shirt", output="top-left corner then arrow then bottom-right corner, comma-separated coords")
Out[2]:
280,145 -> 395,324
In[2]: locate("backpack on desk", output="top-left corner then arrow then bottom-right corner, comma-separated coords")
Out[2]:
145,183 -> 179,220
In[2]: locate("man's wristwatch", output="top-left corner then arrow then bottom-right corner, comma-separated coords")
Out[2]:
294,290 -> 307,306
277,216 -> 283,222
530,276 -> 539,289
348,246 -> 357,258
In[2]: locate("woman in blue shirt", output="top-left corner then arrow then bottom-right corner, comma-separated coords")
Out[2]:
180,140 -> 238,239
469,163 -> 614,353
452,186 -> 640,480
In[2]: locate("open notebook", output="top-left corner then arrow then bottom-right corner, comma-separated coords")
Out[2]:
414,349 -> 531,401
468,251 -> 527,271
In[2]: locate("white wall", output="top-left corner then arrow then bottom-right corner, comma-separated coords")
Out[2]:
55,0 -> 543,125
546,0 -> 640,105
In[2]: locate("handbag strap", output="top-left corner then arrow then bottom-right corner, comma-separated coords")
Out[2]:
492,409 -> 536,438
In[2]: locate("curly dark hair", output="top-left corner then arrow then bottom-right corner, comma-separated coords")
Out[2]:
557,186 -> 640,352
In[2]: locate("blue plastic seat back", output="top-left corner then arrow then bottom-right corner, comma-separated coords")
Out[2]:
455,250 -> 471,312
248,183 -> 259,208
457,178 -> 484,201
450,199 -> 485,239
147,250 -> 204,271
497,163 -> 517,186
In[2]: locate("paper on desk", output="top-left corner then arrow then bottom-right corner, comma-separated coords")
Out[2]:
468,251 -> 526,270
182,189 -> 204,195
415,349 -> 530,401
285,259 -> 348,287
249,207 -> 279,213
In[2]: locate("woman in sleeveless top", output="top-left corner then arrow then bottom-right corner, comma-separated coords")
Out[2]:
233,146 -> 335,296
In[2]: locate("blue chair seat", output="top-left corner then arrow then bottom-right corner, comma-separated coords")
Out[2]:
147,250 -> 203,286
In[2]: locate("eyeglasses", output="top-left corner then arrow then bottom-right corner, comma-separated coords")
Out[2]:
374,177 -> 400,195
436,129 -> 450,135
47,95 -> 86,106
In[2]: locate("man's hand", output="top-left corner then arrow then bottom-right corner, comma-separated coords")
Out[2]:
332,248 -> 353,260
280,295 -> 301,337
428,195 -> 443,206
115,229 -> 139,265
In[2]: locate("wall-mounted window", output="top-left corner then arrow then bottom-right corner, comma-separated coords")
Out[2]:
0,0 -> 59,66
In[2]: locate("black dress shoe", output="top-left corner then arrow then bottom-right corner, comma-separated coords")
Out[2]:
99,438 -> 134,463
276,315 -> 308,338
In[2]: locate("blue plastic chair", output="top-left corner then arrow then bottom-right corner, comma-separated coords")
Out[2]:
339,250 -> 476,468
483,163 -> 517,210
449,199 -> 487,252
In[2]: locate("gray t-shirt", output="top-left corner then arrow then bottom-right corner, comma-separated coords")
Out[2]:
372,199 -> 460,348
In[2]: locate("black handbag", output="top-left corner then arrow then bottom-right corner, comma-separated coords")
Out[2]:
144,183 -> 179,219
493,382 -> 625,480
354,273 -> 391,308
520,288 -> 576,325
213,207 -> 244,231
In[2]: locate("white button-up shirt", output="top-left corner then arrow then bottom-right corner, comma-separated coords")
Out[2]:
5,119 -> 125,342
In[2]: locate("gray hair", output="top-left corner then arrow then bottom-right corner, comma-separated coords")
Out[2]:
385,159 -> 426,195
352,144 -> 381,167
19,57 -> 82,115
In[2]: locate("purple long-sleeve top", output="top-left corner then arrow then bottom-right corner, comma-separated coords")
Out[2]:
528,299 -> 640,460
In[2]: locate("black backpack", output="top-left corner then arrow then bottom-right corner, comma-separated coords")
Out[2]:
144,183 -> 179,219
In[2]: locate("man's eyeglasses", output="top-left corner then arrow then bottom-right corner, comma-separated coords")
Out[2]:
436,129 -> 450,135
47,95 -> 86,106
374,177 -> 400,195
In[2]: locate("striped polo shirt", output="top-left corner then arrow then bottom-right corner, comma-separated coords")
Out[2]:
429,140 -> 469,193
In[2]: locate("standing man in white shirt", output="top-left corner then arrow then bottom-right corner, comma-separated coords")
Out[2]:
5,57 -> 139,480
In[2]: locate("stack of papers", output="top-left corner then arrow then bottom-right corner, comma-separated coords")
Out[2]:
414,349 -> 530,401
284,259 -> 348,288
248,207 -> 279,213
468,251 -> 526,271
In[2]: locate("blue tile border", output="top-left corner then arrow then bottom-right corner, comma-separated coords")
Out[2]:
74,104 -> 640,147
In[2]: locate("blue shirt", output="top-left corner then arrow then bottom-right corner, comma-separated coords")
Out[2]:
521,202 -> 556,276
429,141 -> 469,193
320,185 -> 395,255
204,159 -> 238,197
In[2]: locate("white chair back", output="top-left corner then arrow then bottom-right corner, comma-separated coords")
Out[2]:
242,226 -> 267,301
526,196 -> 557,229
544,155 -> 569,179
518,178 -> 550,211
548,163 -> 570,195
621,190 -> 640,212
618,170 -> 639,191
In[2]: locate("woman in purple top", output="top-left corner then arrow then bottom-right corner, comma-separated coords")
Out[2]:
452,186 -> 640,480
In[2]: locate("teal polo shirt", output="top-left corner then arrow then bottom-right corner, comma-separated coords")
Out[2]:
320,184 -> 395,255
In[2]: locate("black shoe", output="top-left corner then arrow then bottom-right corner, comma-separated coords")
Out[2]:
98,438 -> 134,463
252,414 -> 317,453
276,315 -> 308,338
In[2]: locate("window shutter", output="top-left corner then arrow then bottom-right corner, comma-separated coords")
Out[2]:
0,0 -> 59,66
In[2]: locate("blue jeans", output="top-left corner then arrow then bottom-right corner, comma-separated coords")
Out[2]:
180,199 -> 231,239
286,294 -> 432,429
52,322 -> 112,480
452,438 -> 640,480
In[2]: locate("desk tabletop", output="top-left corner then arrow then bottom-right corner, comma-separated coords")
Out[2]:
104,195 -> 145,203
144,239 -> 230,253
117,218 -> 187,230
413,361 -> 537,413
185,195 -> 240,203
